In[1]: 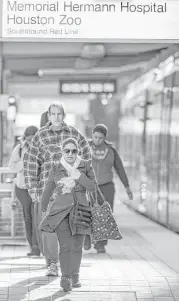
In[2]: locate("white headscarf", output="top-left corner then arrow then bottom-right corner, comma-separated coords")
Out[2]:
60,155 -> 81,175
58,155 -> 81,194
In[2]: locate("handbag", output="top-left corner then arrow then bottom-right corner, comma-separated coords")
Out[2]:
90,187 -> 122,244
71,191 -> 92,228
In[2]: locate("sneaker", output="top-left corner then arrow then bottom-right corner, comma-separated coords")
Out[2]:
46,263 -> 58,276
60,276 -> 72,292
72,274 -> 81,288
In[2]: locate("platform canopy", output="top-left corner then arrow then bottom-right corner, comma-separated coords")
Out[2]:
1,42 -> 178,87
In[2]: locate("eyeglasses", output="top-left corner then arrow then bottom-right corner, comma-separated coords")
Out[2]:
63,149 -> 78,155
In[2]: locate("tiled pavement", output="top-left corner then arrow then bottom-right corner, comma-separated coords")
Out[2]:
0,201 -> 179,301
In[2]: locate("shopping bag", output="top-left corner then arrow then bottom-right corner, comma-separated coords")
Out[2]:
90,187 -> 122,244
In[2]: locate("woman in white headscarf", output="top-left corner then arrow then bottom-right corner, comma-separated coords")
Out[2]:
40,137 -> 96,292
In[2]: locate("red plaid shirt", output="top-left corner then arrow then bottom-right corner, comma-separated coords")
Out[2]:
23,122 -> 91,198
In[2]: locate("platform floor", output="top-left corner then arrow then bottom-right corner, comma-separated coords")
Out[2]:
0,202 -> 179,301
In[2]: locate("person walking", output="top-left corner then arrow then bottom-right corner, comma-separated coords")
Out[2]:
40,137 -> 96,292
39,109 -> 59,276
9,125 -> 40,256
23,103 -> 92,276
84,124 -> 133,253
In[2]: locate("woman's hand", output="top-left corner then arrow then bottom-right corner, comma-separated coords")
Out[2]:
62,186 -> 72,194
59,177 -> 76,187
59,176 -> 76,194
70,169 -> 81,180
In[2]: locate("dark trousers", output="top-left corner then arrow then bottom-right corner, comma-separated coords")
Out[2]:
98,182 -> 115,210
55,215 -> 84,278
15,185 -> 39,251
85,182 -> 115,250
33,201 -> 59,264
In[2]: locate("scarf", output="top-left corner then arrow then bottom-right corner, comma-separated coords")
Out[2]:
60,155 -> 81,175
59,156 -> 81,194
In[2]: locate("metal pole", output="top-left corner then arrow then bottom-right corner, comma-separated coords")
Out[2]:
0,43 -> 3,168
166,72 -> 176,227
142,90 -> 149,158
157,80 -> 165,222
11,181 -> 15,238
139,90 -> 148,210
116,102 -> 120,152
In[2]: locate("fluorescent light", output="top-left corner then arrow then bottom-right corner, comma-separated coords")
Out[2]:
38,62 -> 146,77
80,44 -> 105,59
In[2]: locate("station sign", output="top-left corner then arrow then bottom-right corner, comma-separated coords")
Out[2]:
1,0 -> 179,39
60,80 -> 116,94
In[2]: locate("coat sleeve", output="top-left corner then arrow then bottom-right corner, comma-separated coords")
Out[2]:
76,161 -> 97,192
23,133 -> 42,197
41,165 -> 56,212
8,144 -> 23,173
111,146 -> 129,188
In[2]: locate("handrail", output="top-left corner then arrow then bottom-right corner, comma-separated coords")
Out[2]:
0,167 -> 15,174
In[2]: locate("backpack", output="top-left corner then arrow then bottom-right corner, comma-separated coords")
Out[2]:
18,145 -> 22,158
40,111 -> 48,127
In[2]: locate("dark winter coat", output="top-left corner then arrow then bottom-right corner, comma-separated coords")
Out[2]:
39,159 -> 96,235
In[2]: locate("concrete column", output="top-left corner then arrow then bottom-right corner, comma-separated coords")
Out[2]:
0,0 -> 2,39
0,44 -> 3,166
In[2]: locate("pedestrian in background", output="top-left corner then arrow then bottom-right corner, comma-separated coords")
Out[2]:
9,125 -> 40,256
84,124 -> 133,253
24,103 -> 92,276
39,109 -> 59,275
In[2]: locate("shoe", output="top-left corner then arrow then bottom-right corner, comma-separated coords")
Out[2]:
60,276 -> 72,292
84,243 -> 91,251
27,250 -> 40,257
72,274 -> 81,288
84,235 -> 91,251
46,263 -> 58,276
96,247 -> 106,253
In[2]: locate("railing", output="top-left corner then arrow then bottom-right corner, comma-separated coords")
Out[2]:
0,167 -> 26,241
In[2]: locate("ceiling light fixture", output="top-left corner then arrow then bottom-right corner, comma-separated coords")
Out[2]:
80,44 -> 105,59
